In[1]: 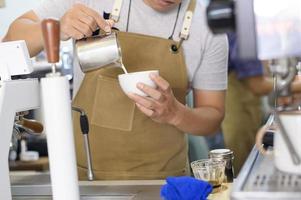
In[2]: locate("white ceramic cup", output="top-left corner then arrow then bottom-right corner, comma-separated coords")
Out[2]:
118,70 -> 159,96
256,111 -> 301,174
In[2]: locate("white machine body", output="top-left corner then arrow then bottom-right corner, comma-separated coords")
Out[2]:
0,41 -> 39,200
0,41 -> 33,80
0,79 -> 39,200
0,40 -> 79,200
274,114 -> 301,174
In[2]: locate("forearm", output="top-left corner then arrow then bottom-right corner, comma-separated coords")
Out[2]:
3,18 -> 43,57
245,76 -> 273,96
172,102 -> 224,136
127,75 -> 225,135
246,76 -> 301,96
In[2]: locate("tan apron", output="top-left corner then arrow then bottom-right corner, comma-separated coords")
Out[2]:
222,72 -> 262,173
73,0 -> 196,180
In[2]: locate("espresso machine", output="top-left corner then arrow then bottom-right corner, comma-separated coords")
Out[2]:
206,0 -> 301,199
0,40 -> 40,200
0,19 -> 80,200
230,60 -> 301,200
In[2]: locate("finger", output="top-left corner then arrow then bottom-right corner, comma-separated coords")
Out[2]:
136,103 -> 154,117
127,93 -> 155,110
63,26 -> 85,40
277,96 -> 292,106
76,11 -> 98,31
106,19 -> 115,27
150,73 -> 171,93
71,20 -> 93,37
76,3 -> 111,32
137,83 -> 164,101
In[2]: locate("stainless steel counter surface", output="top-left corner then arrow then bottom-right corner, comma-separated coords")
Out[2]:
10,171 -> 165,200
10,171 -> 232,200
231,146 -> 301,200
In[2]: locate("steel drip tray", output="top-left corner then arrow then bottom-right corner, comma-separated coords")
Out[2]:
231,147 -> 301,200
10,172 -> 164,200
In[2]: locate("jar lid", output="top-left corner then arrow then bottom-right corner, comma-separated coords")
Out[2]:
209,149 -> 234,159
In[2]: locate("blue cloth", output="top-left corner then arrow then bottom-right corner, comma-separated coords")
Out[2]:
160,176 -> 213,200
228,33 -> 264,79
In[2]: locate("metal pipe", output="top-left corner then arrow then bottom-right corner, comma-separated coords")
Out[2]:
72,106 -> 94,181
83,134 -> 94,181
51,64 -> 56,74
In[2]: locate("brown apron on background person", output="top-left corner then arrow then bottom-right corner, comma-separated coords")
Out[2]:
72,0 -> 196,180
222,72 -> 262,174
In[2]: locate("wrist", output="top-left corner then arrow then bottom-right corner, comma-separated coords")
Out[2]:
169,101 -> 186,127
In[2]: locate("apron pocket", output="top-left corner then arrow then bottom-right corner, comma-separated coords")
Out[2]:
91,75 -> 135,131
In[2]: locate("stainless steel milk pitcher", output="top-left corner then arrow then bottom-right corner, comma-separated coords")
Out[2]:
75,32 -> 121,73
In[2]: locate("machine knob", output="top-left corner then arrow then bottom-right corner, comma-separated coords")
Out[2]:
41,19 -> 60,63
206,0 -> 236,34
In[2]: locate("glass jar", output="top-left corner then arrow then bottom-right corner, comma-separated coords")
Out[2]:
209,149 -> 234,183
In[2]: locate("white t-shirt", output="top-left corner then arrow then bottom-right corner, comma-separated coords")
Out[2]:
33,0 -> 228,95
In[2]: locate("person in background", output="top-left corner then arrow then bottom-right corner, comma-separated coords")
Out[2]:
223,33 -> 301,174
3,0 -> 228,180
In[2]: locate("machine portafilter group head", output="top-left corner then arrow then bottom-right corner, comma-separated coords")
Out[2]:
41,18 -> 60,74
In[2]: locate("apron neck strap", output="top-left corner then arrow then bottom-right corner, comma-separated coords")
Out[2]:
179,0 -> 196,40
111,0 -> 123,22
110,0 -> 196,40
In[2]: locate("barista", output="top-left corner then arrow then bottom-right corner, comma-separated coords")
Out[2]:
3,0 -> 228,180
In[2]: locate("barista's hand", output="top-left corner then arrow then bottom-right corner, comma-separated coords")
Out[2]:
277,78 -> 301,106
291,78 -> 301,104
60,3 -> 114,40
127,73 -> 181,125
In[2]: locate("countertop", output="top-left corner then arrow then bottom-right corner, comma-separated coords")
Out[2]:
9,157 -> 49,171
231,146 -> 301,200
10,171 -> 231,200
209,184 -> 232,200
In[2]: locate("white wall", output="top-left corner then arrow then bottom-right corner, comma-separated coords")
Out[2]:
0,0 -> 40,37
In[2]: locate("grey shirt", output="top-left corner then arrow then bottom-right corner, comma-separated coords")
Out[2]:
34,0 -> 228,95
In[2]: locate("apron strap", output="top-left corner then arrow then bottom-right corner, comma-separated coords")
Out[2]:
180,0 -> 196,40
171,0 -> 196,52
110,0 -> 196,40
111,0 -> 123,22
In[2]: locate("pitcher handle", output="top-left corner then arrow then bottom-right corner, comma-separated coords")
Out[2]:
255,124 -> 272,155
256,114 -> 275,155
